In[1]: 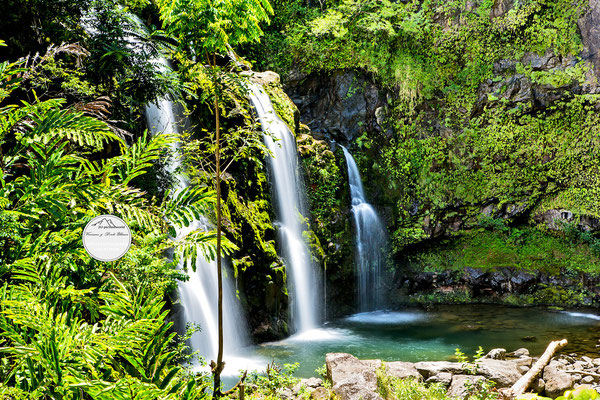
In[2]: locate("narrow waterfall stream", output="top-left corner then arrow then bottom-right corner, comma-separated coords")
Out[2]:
341,146 -> 387,312
145,60 -> 255,375
247,83 -> 320,333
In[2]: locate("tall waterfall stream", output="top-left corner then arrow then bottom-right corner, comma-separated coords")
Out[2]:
248,83 -> 321,333
341,146 -> 388,311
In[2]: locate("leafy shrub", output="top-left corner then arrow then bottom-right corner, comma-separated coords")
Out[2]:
245,362 -> 300,398
376,373 -> 448,400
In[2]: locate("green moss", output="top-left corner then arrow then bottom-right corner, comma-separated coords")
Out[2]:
380,93 -> 600,251
247,0 -> 600,258
413,226 -> 600,276
227,189 -> 278,262
252,0 -> 586,112
297,133 -> 354,272
263,82 -> 298,134
408,289 -> 474,306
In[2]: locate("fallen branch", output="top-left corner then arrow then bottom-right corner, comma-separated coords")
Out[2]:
564,370 -> 600,378
503,339 -> 568,399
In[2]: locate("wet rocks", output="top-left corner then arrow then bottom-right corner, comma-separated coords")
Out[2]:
398,265 -> 600,307
284,70 -> 388,144
543,360 -> 575,398
290,350 -> 600,400
534,209 -> 574,230
490,0 -> 514,18
578,0 -> 600,76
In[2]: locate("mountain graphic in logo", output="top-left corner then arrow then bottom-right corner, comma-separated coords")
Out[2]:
90,218 -> 119,228
83,215 -> 131,262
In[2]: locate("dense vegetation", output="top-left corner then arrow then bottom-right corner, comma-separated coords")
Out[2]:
0,0 -> 274,397
2,0 -> 600,398
245,0 -> 600,293
0,37 -> 217,397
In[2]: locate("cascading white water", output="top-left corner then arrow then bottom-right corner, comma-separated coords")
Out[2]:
247,83 -> 320,333
341,146 -> 387,312
144,57 -> 250,371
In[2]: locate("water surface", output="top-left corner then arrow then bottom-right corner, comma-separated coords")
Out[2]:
241,305 -> 600,378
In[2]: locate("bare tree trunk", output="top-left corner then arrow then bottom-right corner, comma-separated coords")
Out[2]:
504,339 -> 568,399
211,54 -> 225,398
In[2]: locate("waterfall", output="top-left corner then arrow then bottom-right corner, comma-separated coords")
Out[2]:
144,58 -> 249,371
247,83 -> 320,333
341,146 -> 387,312
84,10 -> 255,375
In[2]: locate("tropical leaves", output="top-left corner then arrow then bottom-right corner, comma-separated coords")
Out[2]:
16,104 -> 119,150
0,45 -> 216,399
156,0 -> 273,56
0,272 -> 209,399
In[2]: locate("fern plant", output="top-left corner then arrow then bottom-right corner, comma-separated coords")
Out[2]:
0,45 -> 214,399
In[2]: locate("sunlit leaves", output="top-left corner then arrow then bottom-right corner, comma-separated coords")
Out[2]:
156,0 -> 272,62
0,49 -> 215,398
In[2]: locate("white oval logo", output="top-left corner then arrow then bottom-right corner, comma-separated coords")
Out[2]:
83,215 -> 132,262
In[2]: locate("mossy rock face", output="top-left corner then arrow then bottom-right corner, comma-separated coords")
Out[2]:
297,124 -> 356,317
263,82 -> 300,135
236,0 -> 600,313
246,0 -> 600,252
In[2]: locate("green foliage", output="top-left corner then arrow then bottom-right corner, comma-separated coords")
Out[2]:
0,47 -> 216,399
413,226 -> 600,276
0,0 -> 88,59
255,0 -> 585,109
84,0 -> 184,117
382,91 -> 600,251
376,371 -> 448,400
156,0 -> 273,57
559,221 -> 600,257
455,346 -> 485,375
518,386 -> 600,400
249,0 -> 600,271
463,379 -> 499,400
298,134 -> 354,273
263,84 -> 297,134
245,362 -> 300,399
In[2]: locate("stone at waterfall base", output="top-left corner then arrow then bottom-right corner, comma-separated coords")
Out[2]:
543,361 -> 575,398
320,350 -> 600,399
326,353 -> 383,400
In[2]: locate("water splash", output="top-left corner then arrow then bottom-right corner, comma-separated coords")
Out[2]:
247,83 -> 320,333
562,311 -> 600,321
345,311 -> 427,324
342,146 -> 388,312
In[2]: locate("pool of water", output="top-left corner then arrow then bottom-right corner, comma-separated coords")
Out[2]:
220,305 -> 600,382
